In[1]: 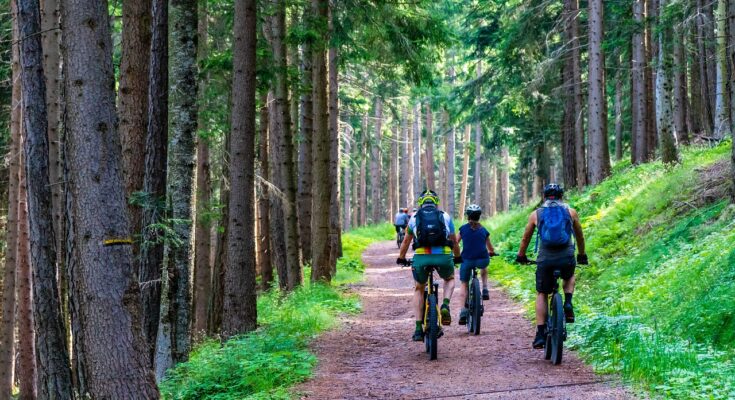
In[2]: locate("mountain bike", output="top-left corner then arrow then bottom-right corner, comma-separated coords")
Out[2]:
465,264 -> 484,335
544,267 -> 566,365
396,226 -> 406,248
405,259 -> 442,360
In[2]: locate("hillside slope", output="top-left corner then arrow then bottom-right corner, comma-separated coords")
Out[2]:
486,144 -> 735,399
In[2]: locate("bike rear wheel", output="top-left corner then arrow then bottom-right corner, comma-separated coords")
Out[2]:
550,292 -> 565,365
470,278 -> 482,335
426,293 -> 439,360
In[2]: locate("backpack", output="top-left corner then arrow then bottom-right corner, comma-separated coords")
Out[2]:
413,206 -> 449,248
536,203 -> 573,250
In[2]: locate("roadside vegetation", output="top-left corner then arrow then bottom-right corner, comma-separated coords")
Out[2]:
487,144 -> 735,399
159,224 -> 392,399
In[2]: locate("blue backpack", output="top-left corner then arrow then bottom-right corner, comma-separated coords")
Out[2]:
535,203 -> 573,250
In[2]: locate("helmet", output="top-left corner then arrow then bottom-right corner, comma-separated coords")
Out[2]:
417,190 -> 440,206
543,183 -> 564,200
465,204 -> 482,221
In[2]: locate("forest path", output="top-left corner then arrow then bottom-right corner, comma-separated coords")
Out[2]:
296,241 -> 631,399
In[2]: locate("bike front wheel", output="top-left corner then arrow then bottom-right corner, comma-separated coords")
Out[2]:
470,278 -> 482,335
426,293 -> 439,360
550,292 -> 565,365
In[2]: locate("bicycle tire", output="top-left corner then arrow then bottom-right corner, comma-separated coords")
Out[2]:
471,278 -> 482,335
544,313 -> 552,360
550,292 -> 565,365
427,293 -> 438,360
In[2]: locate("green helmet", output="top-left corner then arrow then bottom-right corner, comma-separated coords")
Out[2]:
417,190 -> 440,206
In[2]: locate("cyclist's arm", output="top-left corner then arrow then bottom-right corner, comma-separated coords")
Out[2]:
448,233 -> 461,257
486,235 -> 496,254
569,208 -> 586,255
517,212 -> 537,256
398,233 -> 413,259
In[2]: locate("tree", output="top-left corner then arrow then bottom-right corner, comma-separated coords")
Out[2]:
614,52 -> 624,161
632,0 -> 648,164
424,102 -> 435,190
370,98 -> 383,222
18,0 -> 73,396
257,93 -> 273,289
165,0 -> 198,366
458,125 -> 470,215
563,0 -> 586,186
119,0 -> 151,256
713,0 -> 729,139
412,104 -> 422,200
359,113 -> 368,225
343,126 -> 352,231
586,0 -> 610,185
327,5 -> 341,273
312,0 -> 334,282
498,147 -> 510,212
656,0 -> 678,164
399,109 -> 409,208
298,11 -> 314,261
60,0 -> 158,396
223,0 -> 257,336
140,0 -> 168,361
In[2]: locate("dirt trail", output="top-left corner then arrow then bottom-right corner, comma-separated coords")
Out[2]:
296,241 -> 631,399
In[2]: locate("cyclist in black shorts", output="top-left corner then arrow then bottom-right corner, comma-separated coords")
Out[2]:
515,184 -> 588,349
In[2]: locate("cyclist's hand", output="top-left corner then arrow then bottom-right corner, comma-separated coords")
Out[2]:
453,256 -> 463,265
488,251 -> 498,258
515,254 -> 530,265
577,253 -> 589,265
396,257 -> 409,266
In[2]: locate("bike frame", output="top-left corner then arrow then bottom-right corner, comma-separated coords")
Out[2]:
423,266 -> 441,330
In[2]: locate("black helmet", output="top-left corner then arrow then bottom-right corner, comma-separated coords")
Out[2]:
543,183 -> 564,200
465,204 -> 482,221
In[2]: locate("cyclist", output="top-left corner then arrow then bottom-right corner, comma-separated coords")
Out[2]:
394,208 -> 409,236
397,190 -> 462,341
457,204 -> 497,325
515,183 -> 588,349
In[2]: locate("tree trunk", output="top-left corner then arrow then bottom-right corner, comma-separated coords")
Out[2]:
61,0 -> 159,396
209,167 -> 228,334
311,0 -> 333,282
614,52 -> 624,161
17,147 -> 36,399
499,147 -> 510,211
697,0 -> 714,135
327,17 -> 341,274
656,0 -> 679,164
297,9 -> 313,262
672,26 -> 688,144
400,109 -> 409,208
446,116 -> 456,217
412,104 -> 422,198
18,0 -> 74,396
459,125 -> 470,216
270,0 -> 301,290
438,113 -> 446,205
473,121 -> 482,203
223,0 -> 257,336
118,0 -> 151,268
193,0 -> 211,336
488,162 -> 497,216
0,3 -> 21,392
267,91 -> 288,290
645,0 -> 658,159
139,0 -> 168,362
359,114 -> 367,226
370,98 -> 383,223
713,0 -> 729,139
564,0 -> 586,186
343,126 -> 352,231
632,0 -> 648,164
424,102 -> 435,190
688,25 -> 703,136
258,93 -> 273,289
561,58 -> 577,186
587,0 -> 611,185
389,128 -> 397,215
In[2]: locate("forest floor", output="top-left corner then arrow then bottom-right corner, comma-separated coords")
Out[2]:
295,241 -> 633,399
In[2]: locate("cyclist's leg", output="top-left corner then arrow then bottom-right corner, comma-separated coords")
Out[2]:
458,259 -> 472,306
411,262 -> 429,339
535,262 -> 554,325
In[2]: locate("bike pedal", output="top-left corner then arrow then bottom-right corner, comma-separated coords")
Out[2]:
438,329 -> 444,338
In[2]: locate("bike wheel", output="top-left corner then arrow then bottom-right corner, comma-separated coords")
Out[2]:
544,314 -> 552,360
550,293 -> 565,365
426,294 -> 439,360
471,278 -> 482,335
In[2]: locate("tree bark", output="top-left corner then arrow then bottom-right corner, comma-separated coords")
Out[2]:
139,0 -> 168,362
564,0 -> 586,186
267,91 -> 288,290
499,147 -> 510,212
389,128 -> 398,214
223,0 -> 257,336
446,116 -> 456,217
473,120 -> 482,203
297,9 -> 313,262
0,3 -> 21,392
17,146 -> 36,399
645,0 -> 658,158
193,0 -> 211,336
311,0 -> 333,282
118,0 -> 151,267
61,0 -> 159,396
459,125 -> 471,216
632,0 -> 648,164
343,126 -> 352,231
561,58 -> 577,186
18,0 -> 74,396
412,104 -> 422,200
587,0 -> 610,185
697,0 -> 714,135
713,0 -> 729,139
488,162 -> 497,216
370,98 -> 383,223
327,16 -> 340,274
656,0 -> 679,164
258,93 -> 273,289
614,52 -> 624,161
400,109 -> 409,208
688,25 -> 703,136
359,114 -> 367,226
424,102 -> 435,191
672,26 -> 688,145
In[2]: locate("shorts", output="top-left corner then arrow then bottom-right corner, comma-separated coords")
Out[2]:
412,254 -> 454,284
459,258 -> 490,283
395,224 -> 407,233
535,258 -> 576,294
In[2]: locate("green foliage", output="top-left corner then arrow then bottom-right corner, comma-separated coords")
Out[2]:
486,144 -> 735,399
159,223 -> 390,399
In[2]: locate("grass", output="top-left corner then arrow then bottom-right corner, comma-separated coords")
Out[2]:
159,223 -> 393,399
485,143 -> 735,399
